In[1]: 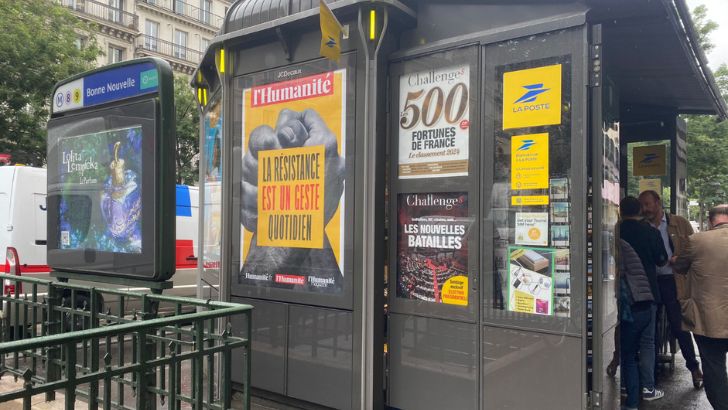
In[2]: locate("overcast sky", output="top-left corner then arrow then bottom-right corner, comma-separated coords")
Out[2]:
686,0 -> 728,70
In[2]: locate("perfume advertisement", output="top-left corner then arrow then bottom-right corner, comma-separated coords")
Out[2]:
58,126 -> 143,253
397,192 -> 470,306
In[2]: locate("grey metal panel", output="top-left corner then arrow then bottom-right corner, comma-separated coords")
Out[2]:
398,2 -> 588,53
388,314 -> 478,410
230,297 -> 288,394
287,305 -> 353,410
481,326 -> 582,409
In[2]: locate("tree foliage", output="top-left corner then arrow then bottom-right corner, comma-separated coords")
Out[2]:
685,6 -> 728,225
174,75 -> 200,184
0,0 -> 101,166
691,4 -> 718,54
684,75 -> 728,224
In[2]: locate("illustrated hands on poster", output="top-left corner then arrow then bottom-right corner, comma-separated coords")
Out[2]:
241,108 -> 345,231
240,108 -> 345,281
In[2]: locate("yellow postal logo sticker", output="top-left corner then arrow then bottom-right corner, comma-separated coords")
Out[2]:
503,64 -> 562,130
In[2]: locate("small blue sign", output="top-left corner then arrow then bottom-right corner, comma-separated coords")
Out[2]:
83,62 -> 159,107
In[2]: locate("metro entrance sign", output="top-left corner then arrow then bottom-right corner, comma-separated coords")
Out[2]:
53,61 -> 160,114
47,58 -> 176,282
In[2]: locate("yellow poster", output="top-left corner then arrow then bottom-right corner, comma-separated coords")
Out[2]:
511,133 -> 549,190
240,69 -> 346,294
503,64 -> 562,130
639,178 -> 662,194
633,145 -> 666,176
511,195 -> 549,206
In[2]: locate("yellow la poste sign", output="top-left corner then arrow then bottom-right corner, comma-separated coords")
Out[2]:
503,64 -> 562,130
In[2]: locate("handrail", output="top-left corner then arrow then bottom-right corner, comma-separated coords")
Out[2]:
0,273 -> 252,409
138,0 -> 224,28
137,34 -> 202,64
0,302 -> 251,353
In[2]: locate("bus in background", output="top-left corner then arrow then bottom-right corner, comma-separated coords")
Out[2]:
0,165 -> 199,298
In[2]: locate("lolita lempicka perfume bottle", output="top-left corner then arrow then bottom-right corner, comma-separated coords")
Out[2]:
101,141 -> 141,250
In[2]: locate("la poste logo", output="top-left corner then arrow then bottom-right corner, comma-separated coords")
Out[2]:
502,64 -> 562,130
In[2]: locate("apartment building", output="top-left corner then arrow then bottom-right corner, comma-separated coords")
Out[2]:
59,0 -> 230,75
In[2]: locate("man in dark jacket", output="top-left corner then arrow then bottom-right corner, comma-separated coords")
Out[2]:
639,190 -> 702,388
619,238 -> 657,410
619,196 -> 668,406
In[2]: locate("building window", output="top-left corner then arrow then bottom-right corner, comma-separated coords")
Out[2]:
74,37 -> 86,50
200,37 -> 210,52
200,0 -> 211,24
174,0 -> 185,14
108,46 -> 124,64
145,20 -> 160,51
108,0 -> 122,23
174,30 -> 188,60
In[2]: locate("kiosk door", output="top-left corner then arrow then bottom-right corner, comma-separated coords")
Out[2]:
588,28 -> 620,407
388,45 -> 481,410
481,27 -> 589,409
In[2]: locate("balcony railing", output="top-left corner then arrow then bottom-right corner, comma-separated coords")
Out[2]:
59,0 -> 139,31
138,0 -> 224,29
138,35 -> 202,64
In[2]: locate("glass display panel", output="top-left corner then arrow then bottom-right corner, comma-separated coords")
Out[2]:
202,95 -> 223,273
388,45 -> 479,321
232,55 -> 356,308
491,57 -> 573,319
47,99 -> 160,278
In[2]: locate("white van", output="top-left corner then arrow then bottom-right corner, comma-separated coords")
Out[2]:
0,166 -> 47,289
0,166 -> 199,318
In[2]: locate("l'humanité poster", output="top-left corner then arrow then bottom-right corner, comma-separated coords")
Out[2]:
239,70 -> 346,294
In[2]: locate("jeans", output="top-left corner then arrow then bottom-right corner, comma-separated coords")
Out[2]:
621,305 -> 653,408
694,335 -> 728,410
657,275 -> 700,371
639,304 -> 657,390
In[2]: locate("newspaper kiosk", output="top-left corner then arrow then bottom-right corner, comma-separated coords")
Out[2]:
193,1 -> 727,408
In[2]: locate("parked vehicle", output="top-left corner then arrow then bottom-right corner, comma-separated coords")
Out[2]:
0,166 -> 199,328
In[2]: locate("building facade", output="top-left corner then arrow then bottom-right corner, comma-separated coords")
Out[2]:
59,0 -> 230,75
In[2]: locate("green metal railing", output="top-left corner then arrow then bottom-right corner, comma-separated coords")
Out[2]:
0,274 -> 252,409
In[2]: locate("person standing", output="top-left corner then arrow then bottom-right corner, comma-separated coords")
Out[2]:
673,205 -> 728,410
619,196 -> 668,405
638,190 -> 703,389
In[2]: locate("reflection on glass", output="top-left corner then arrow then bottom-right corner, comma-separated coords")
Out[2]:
202,98 -> 222,271
627,140 -> 671,209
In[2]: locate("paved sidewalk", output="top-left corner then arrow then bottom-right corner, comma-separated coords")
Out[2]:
604,345 -> 720,410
